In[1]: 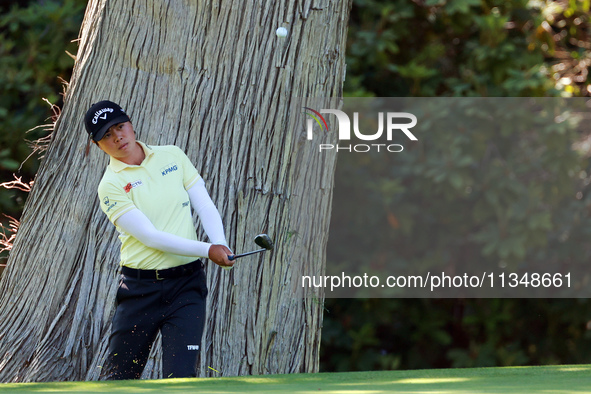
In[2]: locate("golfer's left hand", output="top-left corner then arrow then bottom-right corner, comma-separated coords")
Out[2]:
209,244 -> 234,267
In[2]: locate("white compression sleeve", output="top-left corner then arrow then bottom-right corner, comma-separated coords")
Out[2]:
187,178 -> 229,247
114,208 -> 211,257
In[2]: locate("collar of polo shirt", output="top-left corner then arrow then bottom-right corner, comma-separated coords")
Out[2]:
109,141 -> 154,173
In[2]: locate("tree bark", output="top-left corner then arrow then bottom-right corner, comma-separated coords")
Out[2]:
0,0 -> 350,382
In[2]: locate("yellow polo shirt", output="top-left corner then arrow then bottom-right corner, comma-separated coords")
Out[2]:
97,141 -> 201,270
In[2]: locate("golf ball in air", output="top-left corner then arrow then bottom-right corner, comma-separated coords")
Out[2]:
276,27 -> 288,38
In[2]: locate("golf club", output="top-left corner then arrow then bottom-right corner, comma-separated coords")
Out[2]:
228,234 -> 274,261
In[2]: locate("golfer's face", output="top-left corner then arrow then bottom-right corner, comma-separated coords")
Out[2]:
97,121 -> 136,159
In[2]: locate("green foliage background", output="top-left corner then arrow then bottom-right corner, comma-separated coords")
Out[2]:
0,0 -> 84,220
323,0 -> 591,371
1,0 -> 591,374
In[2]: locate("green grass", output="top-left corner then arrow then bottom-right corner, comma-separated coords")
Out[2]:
1,365 -> 590,393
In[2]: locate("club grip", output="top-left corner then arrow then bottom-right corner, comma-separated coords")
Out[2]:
228,255 -> 235,261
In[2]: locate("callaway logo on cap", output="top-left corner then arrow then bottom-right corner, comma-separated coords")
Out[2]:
84,100 -> 130,142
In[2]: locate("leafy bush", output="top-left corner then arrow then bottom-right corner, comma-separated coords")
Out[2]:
0,0 -> 85,216
321,0 -> 591,372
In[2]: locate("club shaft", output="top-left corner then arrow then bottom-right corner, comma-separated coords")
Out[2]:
229,248 -> 266,261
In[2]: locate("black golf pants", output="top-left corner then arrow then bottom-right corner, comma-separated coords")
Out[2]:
104,265 -> 208,380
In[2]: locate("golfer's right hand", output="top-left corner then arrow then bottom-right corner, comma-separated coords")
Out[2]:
208,244 -> 234,268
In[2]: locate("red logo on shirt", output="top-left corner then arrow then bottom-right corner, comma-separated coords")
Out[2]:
123,179 -> 143,193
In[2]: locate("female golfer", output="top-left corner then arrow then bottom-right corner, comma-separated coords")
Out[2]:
85,100 -> 233,379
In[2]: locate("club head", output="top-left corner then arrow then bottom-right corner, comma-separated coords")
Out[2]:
254,234 -> 274,250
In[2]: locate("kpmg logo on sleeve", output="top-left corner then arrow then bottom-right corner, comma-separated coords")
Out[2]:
304,107 -> 418,153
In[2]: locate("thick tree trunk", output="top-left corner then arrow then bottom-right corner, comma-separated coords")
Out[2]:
0,0 -> 350,382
